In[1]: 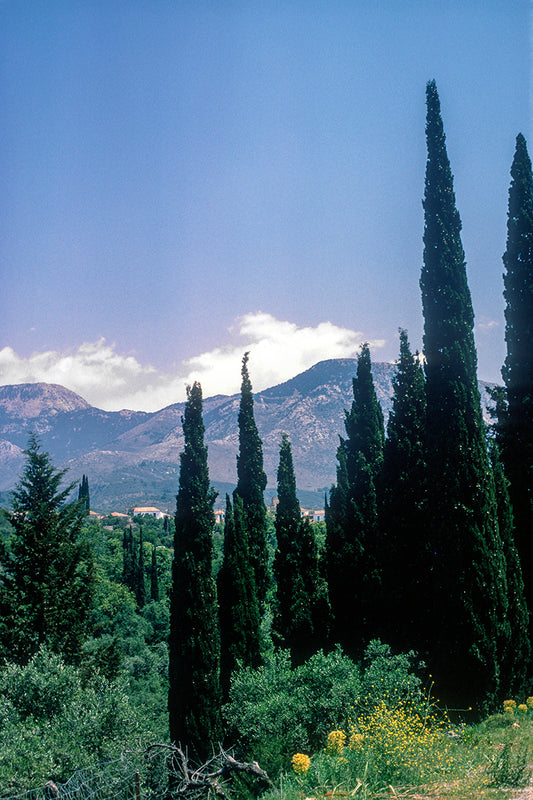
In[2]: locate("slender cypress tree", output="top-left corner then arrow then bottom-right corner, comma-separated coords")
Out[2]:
151,545 -> 160,603
500,133 -> 533,622
135,526 -> 146,608
235,352 -> 269,611
122,527 -> 135,590
168,382 -> 221,757
217,493 -> 261,698
379,330 -> 428,652
78,474 -> 90,515
325,344 -> 384,656
0,435 -> 95,665
420,80 -> 509,709
273,434 -> 329,664
489,440 -> 530,696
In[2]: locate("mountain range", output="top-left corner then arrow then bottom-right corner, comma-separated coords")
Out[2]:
0,359 -> 495,512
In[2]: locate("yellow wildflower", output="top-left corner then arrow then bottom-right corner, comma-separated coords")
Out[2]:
518,703 -> 528,714
292,753 -> 311,775
326,730 -> 346,756
527,696 -> 533,708
504,705 -> 514,714
503,699 -> 516,710
349,732 -> 364,750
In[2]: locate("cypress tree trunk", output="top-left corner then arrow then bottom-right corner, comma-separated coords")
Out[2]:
235,352 -> 269,611
168,382 -> 221,758
420,81 -> 509,710
325,344 -> 384,656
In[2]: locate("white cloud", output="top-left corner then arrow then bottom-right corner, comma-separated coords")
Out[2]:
476,317 -> 499,334
0,313 -> 386,412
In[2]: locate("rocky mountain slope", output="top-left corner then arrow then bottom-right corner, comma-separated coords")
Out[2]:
0,360 -> 494,512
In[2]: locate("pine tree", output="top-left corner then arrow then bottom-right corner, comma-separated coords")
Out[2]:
272,434 -> 329,664
0,435 -> 95,664
168,383 -> 221,757
235,352 -> 269,610
325,344 -> 384,656
217,493 -> 261,698
151,545 -> 160,603
379,330 -> 428,652
500,133 -> 533,623
420,80 -> 509,709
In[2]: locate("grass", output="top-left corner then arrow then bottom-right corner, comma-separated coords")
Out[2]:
258,701 -> 533,800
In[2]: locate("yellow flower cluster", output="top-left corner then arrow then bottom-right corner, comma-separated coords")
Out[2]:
326,729 -> 346,756
291,753 -> 311,775
349,732 -> 364,749
503,698 -> 533,715
348,699 -> 454,785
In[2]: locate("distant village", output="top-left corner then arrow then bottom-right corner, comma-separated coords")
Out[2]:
89,502 -> 325,525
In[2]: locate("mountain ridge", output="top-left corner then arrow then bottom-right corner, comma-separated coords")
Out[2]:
0,359 -> 494,511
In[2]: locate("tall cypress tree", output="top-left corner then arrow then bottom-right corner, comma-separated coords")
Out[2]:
168,382 -> 221,757
500,133 -> 533,623
151,545 -> 160,603
273,434 -> 329,664
379,330 -> 428,653
0,435 -> 95,665
217,493 -> 261,698
78,474 -> 90,515
135,526 -> 146,608
235,352 -> 269,611
325,344 -> 384,656
489,440 -> 530,696
420,80 -> 509,709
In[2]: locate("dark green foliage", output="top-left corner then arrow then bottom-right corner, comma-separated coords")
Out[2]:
122,527 -> 136,589
150,544 -> 160,602
217,494 -> 261,698
325,344 -> 384,656
0,435 -> 95,665
379,330 -> 428,652
235,352 -> 269,610
490,441 -> 530,697
168,382 -> 221,758
78,474 -> 90,515
272,434 -> 329,663
135,526 -> 146,608
500,133 -> 533,623
420,81 -> 509,710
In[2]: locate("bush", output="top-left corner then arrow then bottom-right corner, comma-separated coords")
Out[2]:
224,640 -> 425,776
0,648 -> 157,791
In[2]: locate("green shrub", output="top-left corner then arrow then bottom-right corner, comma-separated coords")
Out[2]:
224,640 -> 425,777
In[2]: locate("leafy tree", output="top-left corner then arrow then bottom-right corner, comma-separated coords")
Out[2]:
217,493 -> 261,698
235,352 -> 269,611
272,434 -> 329,663
168,383 -> 221,758
420,80 -> 509,709
325,344 -> 384,656
499,133 -> 533,624
379,330 -> 428,652
78,474 -> 90,515
0,435 -> 95,665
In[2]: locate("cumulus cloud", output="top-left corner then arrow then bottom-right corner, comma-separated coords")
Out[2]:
476,317 -> 499,334
0,313 -> 386,412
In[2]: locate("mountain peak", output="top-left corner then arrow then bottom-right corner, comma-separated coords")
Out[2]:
0,383 -> 91,418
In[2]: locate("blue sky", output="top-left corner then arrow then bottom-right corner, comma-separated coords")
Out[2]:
1,0 -> 531,410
